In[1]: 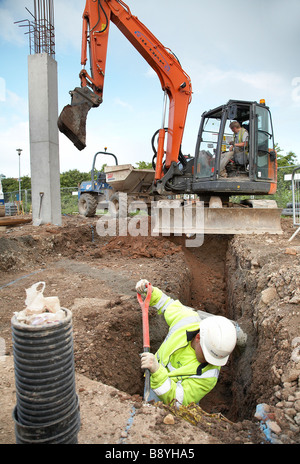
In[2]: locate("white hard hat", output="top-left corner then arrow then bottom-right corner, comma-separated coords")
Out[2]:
199,316 -> 237,366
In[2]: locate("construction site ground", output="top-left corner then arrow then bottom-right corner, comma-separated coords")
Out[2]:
0,214 -> 300,446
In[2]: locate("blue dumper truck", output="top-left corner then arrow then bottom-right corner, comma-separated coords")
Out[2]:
78,150 -> 155,217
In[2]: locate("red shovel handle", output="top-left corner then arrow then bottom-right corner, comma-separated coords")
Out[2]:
137,283 -> 153,402
137,283 -> 152,350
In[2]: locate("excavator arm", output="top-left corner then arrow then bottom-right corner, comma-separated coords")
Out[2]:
57,0 -> 192,183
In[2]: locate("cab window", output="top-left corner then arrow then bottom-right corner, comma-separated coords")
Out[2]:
256,106 -> 275,179
195,117 -> 220,178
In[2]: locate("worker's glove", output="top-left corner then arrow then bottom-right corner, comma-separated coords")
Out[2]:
140,352 -> 159,374
136,279 -> 149,294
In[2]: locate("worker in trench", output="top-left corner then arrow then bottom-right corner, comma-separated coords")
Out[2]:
136,279 -> 237,406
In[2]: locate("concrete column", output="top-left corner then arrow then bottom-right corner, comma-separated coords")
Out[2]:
28,53 -> 62,226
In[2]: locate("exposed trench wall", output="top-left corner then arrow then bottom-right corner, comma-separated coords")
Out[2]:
176,232 -> 300,441
224,235 -> 300,440
225,239 -> 261,420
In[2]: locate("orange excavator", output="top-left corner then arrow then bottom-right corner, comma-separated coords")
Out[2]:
58,0 -> 282,234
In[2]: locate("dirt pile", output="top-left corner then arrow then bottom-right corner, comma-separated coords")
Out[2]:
102,235 -> 183,259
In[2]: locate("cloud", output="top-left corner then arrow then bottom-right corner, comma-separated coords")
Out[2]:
0,120 -> 30,177
0,1 -> 27,46
144,68 -> 156,79
291,77 -> 300,105
55,0 -> 82,54
113,97 -> 133,111
5,89 -> 28,113
188,59 -> 290,108
0,77 -> 5,102
0,0 -> 83,54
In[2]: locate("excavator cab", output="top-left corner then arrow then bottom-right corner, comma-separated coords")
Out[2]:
193,99 -> 277,197
159,99 -> 282,234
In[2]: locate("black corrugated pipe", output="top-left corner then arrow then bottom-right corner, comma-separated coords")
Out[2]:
11,308 -> 80,444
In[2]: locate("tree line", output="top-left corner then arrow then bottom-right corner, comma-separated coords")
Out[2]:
0,147 -> 297,193
1,160 -> 153,193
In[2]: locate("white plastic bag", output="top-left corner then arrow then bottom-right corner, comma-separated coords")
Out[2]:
14,281 -> 65,325
25,282 -> 46,313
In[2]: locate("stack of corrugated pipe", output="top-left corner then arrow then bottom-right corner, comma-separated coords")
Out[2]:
11,308 -> 80,444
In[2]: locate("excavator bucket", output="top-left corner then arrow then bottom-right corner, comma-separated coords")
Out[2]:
57,87 -> 102,150
58,102 -> 91,150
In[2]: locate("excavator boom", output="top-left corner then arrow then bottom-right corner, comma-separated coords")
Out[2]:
58,0 -> 192,182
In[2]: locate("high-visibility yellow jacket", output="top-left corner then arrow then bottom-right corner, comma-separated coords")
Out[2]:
234,127 -> 248,151
149,286 -> 220,406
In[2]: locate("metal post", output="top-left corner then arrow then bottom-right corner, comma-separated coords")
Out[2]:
288,166 -> 300,242
16,148 -> 22,205
15,0 -> 55,58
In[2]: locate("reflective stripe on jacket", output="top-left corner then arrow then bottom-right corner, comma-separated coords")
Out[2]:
238,127 -> 246,144
235,127 -> 248,151
149,287 -> 220,406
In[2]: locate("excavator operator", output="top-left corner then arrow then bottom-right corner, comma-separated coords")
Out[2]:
220,121 -> 249,175
136,279 -> 237,406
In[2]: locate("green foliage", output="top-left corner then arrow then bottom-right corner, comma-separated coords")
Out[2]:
275,144 -> 297,168
60,189 -> 78,214
60,169 -> 91,188
2,171 -> 92,192
135,160 -> 153,169
270,144 -> 299,208
2,177 -> 19,192
21,176 -> 31,190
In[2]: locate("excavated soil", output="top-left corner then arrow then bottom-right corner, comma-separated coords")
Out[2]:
0,214 -> 300,446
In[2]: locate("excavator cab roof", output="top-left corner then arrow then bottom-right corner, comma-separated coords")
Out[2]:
201,99 -> 269,121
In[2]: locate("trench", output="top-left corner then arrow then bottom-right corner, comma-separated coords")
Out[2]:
139,233 -> 260,423
67,232 -> 261,423
174,234 -> 249,422
169,235 -> 242,422
0,227 -> 265,426
76,232 -> 258,423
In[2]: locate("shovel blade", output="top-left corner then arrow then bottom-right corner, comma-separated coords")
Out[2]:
144,369 -> 151,402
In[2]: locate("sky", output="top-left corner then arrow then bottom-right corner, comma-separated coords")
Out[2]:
0,0 -> 300,179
